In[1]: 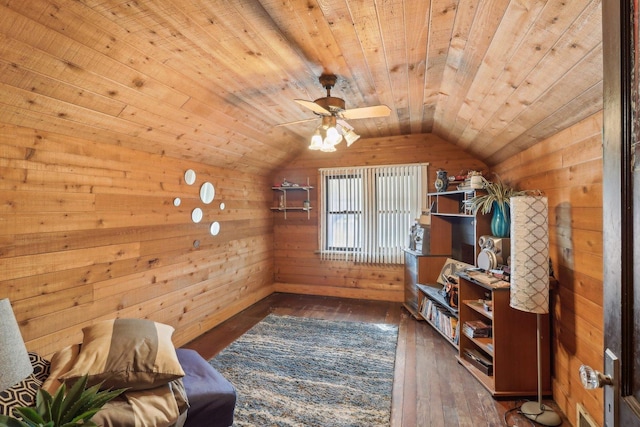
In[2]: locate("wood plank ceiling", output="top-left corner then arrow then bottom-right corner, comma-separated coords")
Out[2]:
0,0 -> 603,175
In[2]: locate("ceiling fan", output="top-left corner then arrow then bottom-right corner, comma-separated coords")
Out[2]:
276,74 -> 391,151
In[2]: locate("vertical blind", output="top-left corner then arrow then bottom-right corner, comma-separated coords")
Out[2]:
319,163 -> 427,264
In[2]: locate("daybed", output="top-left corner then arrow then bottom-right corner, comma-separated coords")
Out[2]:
0,319 -> 236,427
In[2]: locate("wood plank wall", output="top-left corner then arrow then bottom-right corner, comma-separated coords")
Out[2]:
272,134 -> 487,302
0,123 -> 275,358
493,111 -> 604,427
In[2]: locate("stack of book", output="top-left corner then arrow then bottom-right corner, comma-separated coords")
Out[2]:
463,320 -> 492,338
419,297 -> 460,345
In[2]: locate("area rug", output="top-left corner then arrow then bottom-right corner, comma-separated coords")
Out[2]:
209,314 -> 398,427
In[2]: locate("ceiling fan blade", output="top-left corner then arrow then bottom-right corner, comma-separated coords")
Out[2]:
274,117 -> 317,127
294,99 -> 331,115
341,104 -> 391,120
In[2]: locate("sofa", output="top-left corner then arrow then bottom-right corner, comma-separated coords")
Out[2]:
0,319 -> 236,427
177,348 -> 236,427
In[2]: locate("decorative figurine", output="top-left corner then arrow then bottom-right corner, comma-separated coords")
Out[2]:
435,169 -> 448,192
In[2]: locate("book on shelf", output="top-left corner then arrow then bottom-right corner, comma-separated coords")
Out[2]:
451,317 -> 459,343
463,348 -> 493,376
463,320 -> 492,338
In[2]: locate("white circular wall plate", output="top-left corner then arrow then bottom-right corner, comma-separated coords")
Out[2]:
191,208 -> 203,223
200,182 -> 215,204
173,197 -> 181,207
184,169 -> 196,185
210,221 -> 220,236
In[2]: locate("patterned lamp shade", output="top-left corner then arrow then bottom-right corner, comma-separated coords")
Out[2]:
509,196 -> 550,315
0,298 -> 33,391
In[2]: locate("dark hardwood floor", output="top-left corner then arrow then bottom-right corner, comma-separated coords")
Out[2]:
183,293 -> 568,426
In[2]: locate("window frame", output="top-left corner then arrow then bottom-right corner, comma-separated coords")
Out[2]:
318,163 -> 427,264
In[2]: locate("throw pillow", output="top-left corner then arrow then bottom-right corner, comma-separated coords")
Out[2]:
59,319 -> 184,391
0,353 -> 50,416
90,379 -> 189,427
41,344 -> 81,395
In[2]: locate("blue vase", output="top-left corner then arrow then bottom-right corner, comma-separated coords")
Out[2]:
491,203 -> 510,237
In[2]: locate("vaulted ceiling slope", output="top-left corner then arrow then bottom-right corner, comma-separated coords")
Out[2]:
0,0 -> 602,175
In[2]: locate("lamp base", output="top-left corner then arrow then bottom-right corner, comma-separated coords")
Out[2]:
520,401 -> 562,426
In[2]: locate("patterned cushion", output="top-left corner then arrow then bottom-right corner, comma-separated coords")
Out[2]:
59,319 -> 185,391
30,352 -> 50,383
0,353 -> 50,416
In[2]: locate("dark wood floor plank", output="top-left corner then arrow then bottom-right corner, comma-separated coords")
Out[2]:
390,314 -> 407,426
400,315 -> 417,427
183,293 -> 569,426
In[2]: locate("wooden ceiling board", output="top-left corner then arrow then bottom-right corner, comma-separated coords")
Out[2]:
0,0 -> 603,174
453,0 -> 548,142
403,0 -> 431,134
440,0 -> 512,134
472,3 -> 603,160
421,0 -> 458,133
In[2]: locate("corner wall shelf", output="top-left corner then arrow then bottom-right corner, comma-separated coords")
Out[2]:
271,178 -> 313,219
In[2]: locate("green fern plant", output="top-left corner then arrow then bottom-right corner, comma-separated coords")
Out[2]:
467,175 -> 532,215
0,375 -> 125,427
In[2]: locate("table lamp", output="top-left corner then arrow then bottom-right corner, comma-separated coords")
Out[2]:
0,298 -> 33,392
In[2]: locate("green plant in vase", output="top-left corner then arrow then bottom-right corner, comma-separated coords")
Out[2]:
467,175 -> 534,237
0,375 -> 125,427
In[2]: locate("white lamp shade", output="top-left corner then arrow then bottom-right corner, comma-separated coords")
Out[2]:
343,129 -> 360,146
0,298 -> 33,391
324,127 -> 342,146
309,131 -> 323,150
509,196 -> 550,314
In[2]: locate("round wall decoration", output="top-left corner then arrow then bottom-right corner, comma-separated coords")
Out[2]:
200,182 -> 215,204
191,208 -> 203,223
210,221 -> 220,236
184,169 -> 196,185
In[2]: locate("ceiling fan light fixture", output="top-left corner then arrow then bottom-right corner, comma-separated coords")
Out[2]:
321,115 -> 337,129
324,126 -> 342,146
309,129 -> 323,150
343,128 -> 360,146
278,73 -> 391,152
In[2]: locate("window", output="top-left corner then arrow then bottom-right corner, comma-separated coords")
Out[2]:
319,164 -> 427,264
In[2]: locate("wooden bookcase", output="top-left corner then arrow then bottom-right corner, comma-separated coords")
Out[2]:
456,271 -> 551,397
427,189 -> 491,265
405,189 -> 551,397
416,283 -> 460,349
402,249 -> 449,317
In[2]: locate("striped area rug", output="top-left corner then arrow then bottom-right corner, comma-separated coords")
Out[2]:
209,314 -> 398,427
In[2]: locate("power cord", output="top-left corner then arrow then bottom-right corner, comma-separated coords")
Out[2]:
503,400 -> 537,427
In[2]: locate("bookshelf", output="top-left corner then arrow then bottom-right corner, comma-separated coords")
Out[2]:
417,283 -> 460,349
456,271 -> 551,397
402,250 -> 449,317
427,189 -> 491,265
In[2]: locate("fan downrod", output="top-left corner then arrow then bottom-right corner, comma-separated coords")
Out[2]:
315,74 -> 345,112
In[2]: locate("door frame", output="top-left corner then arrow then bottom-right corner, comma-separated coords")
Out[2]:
602,0 -> 640,424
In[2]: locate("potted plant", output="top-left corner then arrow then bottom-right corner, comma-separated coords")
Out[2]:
467,175 -> 533,237
0,375 -> 125,427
